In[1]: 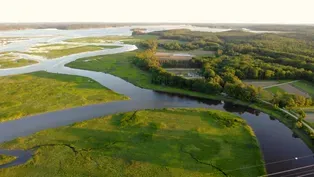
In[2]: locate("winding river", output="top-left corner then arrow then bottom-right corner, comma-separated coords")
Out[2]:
0,26 -> 313,176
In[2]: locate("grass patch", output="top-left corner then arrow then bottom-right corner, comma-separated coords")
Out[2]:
27,45 -> 119,59
66,36 -> 133,43
0,71 -> 128,122
0,59 -> 37,69
291,80 -> 314,97
0,155 -> 16,165
266,86 -> 286,94
0,108 -> 265,177
66,35 -> 158,44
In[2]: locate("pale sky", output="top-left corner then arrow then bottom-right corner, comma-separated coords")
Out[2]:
1,0 -> 313,24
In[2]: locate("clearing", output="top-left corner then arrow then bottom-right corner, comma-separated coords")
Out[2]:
165,68 -> 203,79
291,80 -> 314,97
0,71 -> 128,122
156,52 -> 193,61
244,80 -> 280,88
0,108 -> 265,177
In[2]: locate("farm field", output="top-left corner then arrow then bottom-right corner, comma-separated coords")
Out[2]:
0,108 -> 265,177
0,71 -> 128,122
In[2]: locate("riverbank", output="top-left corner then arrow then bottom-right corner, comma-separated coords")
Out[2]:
0,71 -> 128,122
67,51 -> 314,151
0,108 -> 266,177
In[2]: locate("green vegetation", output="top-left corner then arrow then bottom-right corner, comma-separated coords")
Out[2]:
0,71 -> 128,122
0,108 -> 265,177
0,59 -> 37,69
0,155 -> 16,165
292,81 -> 314,97
66,51 -> 225,99
66,36 -> 133,43
266,86 -> 285,94
66,35 -> 158,44
28,45 -> 119,59
68,29 -> 314,142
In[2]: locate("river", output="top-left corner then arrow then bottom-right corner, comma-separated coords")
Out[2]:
0,26 -> 313,176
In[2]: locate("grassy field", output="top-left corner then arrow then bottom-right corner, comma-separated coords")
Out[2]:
66,35 -> 158,44
157,49 -> 215,57
0,108 -> 265,177
27,45 -> 119,59
292,80 -> 314,97
244,80 -> 279,88
266,86 -> 286,94
0,155 -> 16,166
0,71 -> 128,122
0,53 -> 38,69
0,59 -> 37,69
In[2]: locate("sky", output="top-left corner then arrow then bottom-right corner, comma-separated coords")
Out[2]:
1,0 -> 313,24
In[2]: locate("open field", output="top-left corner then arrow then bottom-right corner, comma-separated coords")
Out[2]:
266,86 -> 286,94
66,35 -> 158,44
246,80 -> 311,97
165,68 -> 202,79
0,71 -> 128,122
0,155 -> 16,166
156,52 -> 193,60
265,83 -> 310,97
278,84 -> 310,97
0,108 -> 265,177
157,49 -> 215,57
0,53 -> 37,69
66,36 -> 133,43
244,81 -> 280,88
26,44 -> 119,59
291,80 -> 314,97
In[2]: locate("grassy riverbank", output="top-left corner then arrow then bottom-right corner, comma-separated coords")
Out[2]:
66,51 -> 225,100
0,71 -> 128,122
0,59 -> 37,69
0,155 -> 16,166
67,51 -> 314,150
27,45 -> 119,59
0,108 -> 266,177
